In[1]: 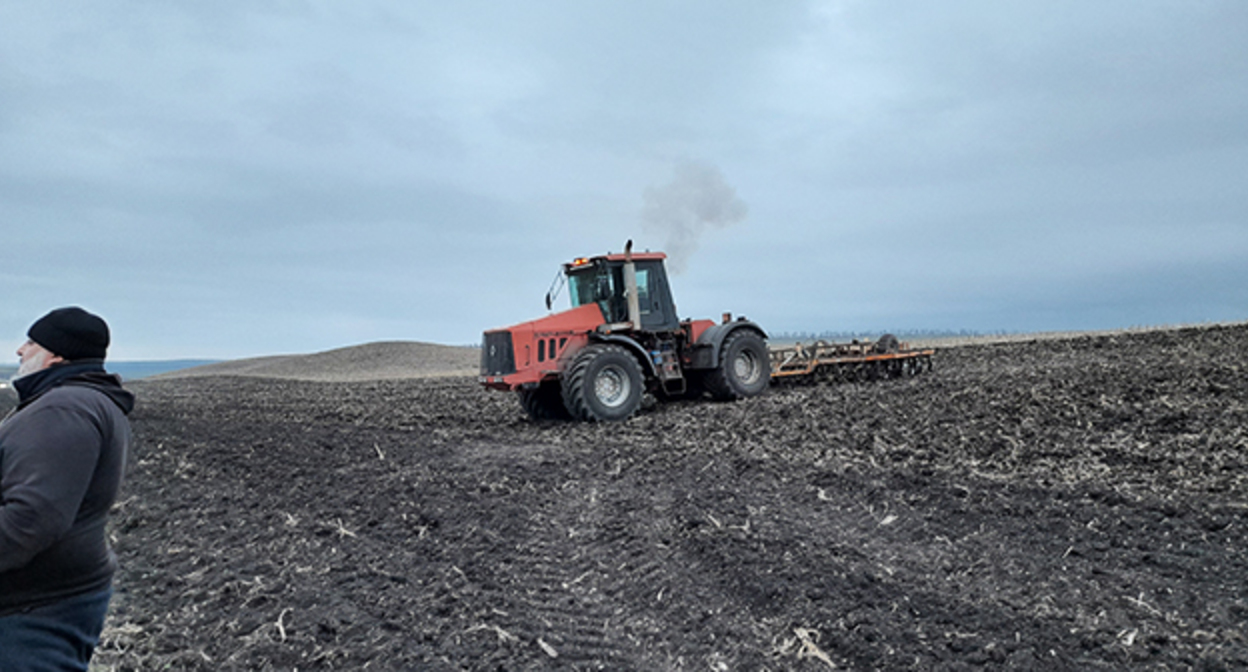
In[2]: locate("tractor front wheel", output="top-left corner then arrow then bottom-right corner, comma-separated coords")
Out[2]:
561,344 -> 644,422
518,382 -> 571,421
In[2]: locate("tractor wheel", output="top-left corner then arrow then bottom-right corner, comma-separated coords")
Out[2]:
704,330 -> 770,401
676,371 -> 709,400
561,344 -> 644,422
518,382 -> 571,421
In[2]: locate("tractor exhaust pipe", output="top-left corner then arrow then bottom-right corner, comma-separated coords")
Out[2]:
623,240 -> 641,330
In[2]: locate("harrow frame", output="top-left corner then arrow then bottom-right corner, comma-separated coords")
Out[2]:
769,338 -> 935,384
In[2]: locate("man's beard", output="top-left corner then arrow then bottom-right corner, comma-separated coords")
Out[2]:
15,349 -> 54,379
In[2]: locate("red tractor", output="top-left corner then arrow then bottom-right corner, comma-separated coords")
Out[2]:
480,242 -> 770,421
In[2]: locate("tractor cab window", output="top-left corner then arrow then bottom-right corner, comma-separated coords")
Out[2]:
601,265 -> 628,322
567,263 -> 627,322
634,268 -> 652,317
635,259 -> 679,331
567,269 -> 601,309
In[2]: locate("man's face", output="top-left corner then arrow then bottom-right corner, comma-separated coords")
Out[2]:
16,340 -> 64,378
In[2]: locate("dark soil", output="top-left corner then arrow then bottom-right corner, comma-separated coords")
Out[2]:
25,325 -> 1248,670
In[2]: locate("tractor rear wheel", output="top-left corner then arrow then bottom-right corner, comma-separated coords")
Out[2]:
518,382 -> 571,421
561,344 -> 644,421
704,330 -> 770,400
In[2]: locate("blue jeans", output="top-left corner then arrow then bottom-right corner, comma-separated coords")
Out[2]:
0,587 -> 112,672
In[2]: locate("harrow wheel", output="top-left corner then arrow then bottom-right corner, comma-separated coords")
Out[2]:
874,333 -> 900,354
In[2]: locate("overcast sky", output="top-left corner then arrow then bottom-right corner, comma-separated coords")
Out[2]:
3,1 -> 1246,361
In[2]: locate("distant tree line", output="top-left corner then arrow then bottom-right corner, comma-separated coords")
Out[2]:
770,328 -> 1007,342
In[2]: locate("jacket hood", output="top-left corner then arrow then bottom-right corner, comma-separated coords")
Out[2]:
66,371 -> 136,415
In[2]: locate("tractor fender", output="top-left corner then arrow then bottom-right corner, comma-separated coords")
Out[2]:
583,334 -> 660,380
687,320 -> 768,370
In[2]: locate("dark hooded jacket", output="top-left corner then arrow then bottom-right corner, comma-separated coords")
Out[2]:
0,361 -> 135,616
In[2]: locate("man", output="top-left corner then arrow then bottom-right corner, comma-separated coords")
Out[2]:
0,307 -> 135,671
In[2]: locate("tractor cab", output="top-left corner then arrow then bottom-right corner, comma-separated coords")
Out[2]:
563,252 -> 679,332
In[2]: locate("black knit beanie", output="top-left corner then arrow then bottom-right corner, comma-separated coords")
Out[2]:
27,307 -> 111,361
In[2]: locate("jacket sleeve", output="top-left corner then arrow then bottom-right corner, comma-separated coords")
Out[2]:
0,404 -> 103,573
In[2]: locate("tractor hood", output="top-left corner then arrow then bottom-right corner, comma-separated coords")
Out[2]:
490,302 -> 606,337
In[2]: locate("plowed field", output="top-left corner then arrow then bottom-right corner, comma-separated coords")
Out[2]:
39,325 -> 1248,669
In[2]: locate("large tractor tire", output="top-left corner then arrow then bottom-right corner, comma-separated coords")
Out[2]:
518,382 -> 571,421
561,343 -> 644,422
704,330 -> 770,401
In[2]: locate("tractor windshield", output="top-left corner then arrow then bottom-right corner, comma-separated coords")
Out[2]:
566,262 -> 627,322
567,267 -> 602,309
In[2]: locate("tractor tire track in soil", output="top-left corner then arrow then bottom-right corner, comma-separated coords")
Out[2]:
11,324 -> 1243,669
